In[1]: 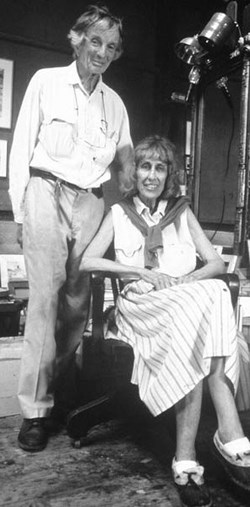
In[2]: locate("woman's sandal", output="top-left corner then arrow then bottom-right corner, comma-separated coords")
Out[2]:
212,430 -> 250,492
172,458 -> 213,507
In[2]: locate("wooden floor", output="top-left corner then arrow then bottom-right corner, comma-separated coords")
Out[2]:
1,404 -> 250,506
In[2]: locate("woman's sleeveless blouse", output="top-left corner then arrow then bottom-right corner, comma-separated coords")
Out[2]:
112,203 -> 196,277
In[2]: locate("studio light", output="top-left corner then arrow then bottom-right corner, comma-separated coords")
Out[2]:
174,12 -> 242,102
198,12 -> 241,54
175,35 -> 208,66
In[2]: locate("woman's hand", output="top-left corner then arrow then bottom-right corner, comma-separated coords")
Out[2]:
176,273 -> 197,284
138,268 -> 177,290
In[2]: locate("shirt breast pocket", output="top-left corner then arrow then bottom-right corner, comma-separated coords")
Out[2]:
40,112 -> 77,158
115,236 -> 144,266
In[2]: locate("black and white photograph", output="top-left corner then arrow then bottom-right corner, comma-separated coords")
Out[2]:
0,139 -> 7,177
0,1 -> 250,506
0,58 -> 13,129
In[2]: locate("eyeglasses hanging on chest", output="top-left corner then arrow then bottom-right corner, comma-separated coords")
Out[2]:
73,87 -> 108,149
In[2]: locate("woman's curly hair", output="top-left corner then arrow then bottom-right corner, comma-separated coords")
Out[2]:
126,135 -> 181,199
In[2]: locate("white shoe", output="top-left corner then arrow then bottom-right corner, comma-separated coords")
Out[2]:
172,458 -> 212,507
213,430 -> 250,491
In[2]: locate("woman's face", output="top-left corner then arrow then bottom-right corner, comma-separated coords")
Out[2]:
77,19 -> 120,76
136,155 -> 168,209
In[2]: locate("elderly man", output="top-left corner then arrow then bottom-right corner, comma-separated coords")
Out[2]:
9,4 -> 133,452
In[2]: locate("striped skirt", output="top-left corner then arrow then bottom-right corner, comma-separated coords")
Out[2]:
113,278 -> 250,417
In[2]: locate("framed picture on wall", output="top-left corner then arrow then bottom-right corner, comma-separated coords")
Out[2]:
0,58 -> 13,129
0,254 -> 27,288
0,139 -> 7,177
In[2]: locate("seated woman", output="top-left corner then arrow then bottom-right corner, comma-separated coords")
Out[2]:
80,135 -> 250,507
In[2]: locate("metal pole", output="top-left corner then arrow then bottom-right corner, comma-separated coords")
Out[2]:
234,40 -> 250,255
191,89 -> 205,217
245,132 -> 250,243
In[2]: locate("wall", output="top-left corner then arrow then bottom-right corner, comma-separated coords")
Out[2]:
198,71 -> 241,226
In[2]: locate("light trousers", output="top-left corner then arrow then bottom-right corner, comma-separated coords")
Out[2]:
18,176 -> 105,418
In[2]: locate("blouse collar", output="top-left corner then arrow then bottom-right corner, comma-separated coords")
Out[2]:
133,195 -> 168,218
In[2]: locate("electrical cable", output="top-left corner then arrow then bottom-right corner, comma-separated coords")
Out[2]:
209,81 -> 235,242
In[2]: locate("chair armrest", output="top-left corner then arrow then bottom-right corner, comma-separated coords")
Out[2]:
214,273 -> 240,308
91,271 -> 124,340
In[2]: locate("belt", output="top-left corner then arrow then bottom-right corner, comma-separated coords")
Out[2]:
30,168 -> 103,198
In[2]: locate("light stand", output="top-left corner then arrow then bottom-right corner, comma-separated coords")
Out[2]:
234,33 -> 250,256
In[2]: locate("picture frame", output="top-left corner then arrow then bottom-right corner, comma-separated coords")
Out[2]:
0,139 -> 7,177
0,58 -> 13,129
0,254 -> 27,289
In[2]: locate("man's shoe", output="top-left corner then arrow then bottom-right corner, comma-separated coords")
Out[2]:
212,430 -> 250,492
18,418 -> 48,452
172,458 -> 213,507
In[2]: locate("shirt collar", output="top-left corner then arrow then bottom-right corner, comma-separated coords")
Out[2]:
133,195 -> 168,217
67,61 -> 103,94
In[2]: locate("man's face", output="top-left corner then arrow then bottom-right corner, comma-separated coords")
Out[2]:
77,19 -> 121,75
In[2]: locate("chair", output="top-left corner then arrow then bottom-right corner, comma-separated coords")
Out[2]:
66,267 -> 240,447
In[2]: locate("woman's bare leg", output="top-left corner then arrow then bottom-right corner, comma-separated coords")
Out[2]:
175,381 -> 203,461
208,358 -> 244,444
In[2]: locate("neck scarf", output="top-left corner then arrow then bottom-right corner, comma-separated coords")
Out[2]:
117,195 -> 191,268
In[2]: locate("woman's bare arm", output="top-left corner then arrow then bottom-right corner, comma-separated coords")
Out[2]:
182,208 -> 226,282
